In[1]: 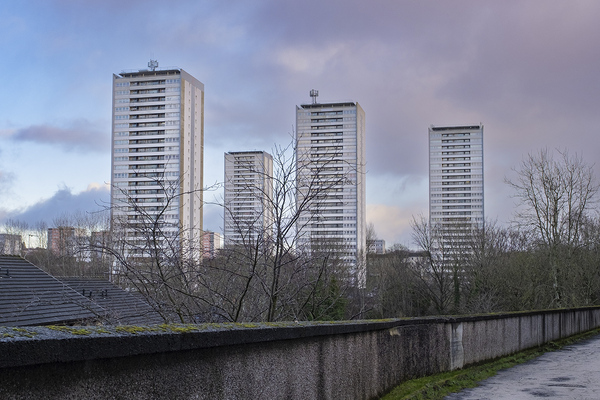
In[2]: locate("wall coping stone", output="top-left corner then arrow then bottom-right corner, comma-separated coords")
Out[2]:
2,306 -> 600,369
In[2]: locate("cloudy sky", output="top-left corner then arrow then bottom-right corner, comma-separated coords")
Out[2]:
1,0 -> 600,247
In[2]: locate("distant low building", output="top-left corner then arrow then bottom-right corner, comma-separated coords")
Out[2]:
201,231 -> 223,259
372,239 -> 386,254
0,234 -> 23,256
48,227 -> 76,256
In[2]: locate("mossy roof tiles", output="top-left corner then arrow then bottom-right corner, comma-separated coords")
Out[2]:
0,255 -> 163,326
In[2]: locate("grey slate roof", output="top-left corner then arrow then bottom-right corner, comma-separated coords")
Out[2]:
0,255 -> 164,326
0,255 -> 100,326
60,278 -> 164,325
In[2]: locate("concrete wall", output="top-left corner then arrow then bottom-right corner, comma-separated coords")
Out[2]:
1,307 -> 600,400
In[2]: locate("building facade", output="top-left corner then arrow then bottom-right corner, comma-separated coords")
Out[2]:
111,60 -> 204,258
224,151 -> 274,246
429,124 -> 484,236
201,231 -> 223,259
295,94 -> 366,286
0,234 -> 22,256
372,239 -> 386,255
47,227 -> 76,256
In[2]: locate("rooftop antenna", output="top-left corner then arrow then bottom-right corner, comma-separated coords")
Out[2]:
310,89 -> 319,104
148,59 -> 159,71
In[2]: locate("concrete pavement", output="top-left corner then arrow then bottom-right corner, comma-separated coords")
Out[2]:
445,333 -> 600,399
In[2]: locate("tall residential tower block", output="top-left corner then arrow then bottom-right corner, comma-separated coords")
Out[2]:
224,151 -> 274,246
111,61 -> 204,257
296,96 -> 366,286
429,124 -> 484,231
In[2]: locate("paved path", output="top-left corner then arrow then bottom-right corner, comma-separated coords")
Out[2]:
445,334 -> 600,399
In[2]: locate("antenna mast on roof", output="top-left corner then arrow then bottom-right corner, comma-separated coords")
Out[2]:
310,89 -> 319,104
148,59 -> 159,71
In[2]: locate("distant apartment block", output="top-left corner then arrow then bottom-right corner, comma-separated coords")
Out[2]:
201,231 -> 223,258
0,234 -> 23,256
224,151 -> 274,246
429,124 -> 484,234
111,60 -> 204,258
371,239 -> 386,254
47,227 -> 76,256
295,92 -> 366,286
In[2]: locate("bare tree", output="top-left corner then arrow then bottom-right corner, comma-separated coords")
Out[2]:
506,148 -> 599,306
32,220 -> 48,249
104,176 -> 207,322
461,220 -> 512,313
410,215 -> 455,314
23,212 -> 111,278
366,248 -> 427,318
365,222 -> 378,254
216,141 -> 358,322
101,136 -> 359,323
1,219 -> 28,254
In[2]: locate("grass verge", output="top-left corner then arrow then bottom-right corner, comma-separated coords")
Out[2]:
381,328 -> 600,400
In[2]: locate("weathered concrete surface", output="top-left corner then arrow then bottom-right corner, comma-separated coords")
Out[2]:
0,322 -> 450,400
2,308 -> 600,399
445,333 -> 600,399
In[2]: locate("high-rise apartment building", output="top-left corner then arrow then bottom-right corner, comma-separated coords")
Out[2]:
429,124 -> 484,233
224,151 -> 274,245
111,60 -> 204,257
295,92 -> 366,286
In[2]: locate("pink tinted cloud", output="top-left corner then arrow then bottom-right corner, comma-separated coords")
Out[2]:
12,120 -> 108,152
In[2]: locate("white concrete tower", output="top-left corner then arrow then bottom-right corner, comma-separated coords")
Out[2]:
429,124 -> 484,232
111,60 -> 204,259
296,93 -> 366,286
224,151 -> 274,246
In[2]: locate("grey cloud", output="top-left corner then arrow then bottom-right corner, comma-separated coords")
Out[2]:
248,1 -> 600,179
133,0 -> 600,180
1,185 -> 110,227
12,120 -> 109,152
438,3 -> 600,117
246,0 -> 484,57
200,2 -> 490,175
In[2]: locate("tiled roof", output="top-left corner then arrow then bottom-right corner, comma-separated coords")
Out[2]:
0,255 -> 100,326
0,255 -> 165,326
60,278 -> 164,325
